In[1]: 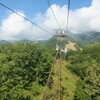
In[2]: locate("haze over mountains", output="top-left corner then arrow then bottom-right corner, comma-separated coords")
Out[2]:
67,31 -> 100,45
46,31 -> 100,48
0,31 -> 100,46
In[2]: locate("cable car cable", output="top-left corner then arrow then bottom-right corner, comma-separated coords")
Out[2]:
66,0 -> 70,30
0,2 -> 52,34
47,0 -> 62,30
41,50 -> 58,100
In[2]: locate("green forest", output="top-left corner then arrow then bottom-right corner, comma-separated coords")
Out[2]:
0,43 -> 54,100
67,44 -> 100,100
0,42 -> 100,100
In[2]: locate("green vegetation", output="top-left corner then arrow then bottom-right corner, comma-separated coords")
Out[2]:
0,37 -> 100,100
42,60 -> 78,100
44,44 -> 100,100
67,44 -> 100,100
0,43 -> 53,100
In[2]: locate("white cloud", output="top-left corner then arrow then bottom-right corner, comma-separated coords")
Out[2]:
0,0 -> 100,40
0,12 -> 52,40
68,0 -> 100,33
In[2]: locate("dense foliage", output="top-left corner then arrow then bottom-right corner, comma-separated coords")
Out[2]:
0,43 -> 53,100
67,44 -> 100,100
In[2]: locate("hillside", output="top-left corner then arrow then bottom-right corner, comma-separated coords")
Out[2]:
0,40 -> 10,45
0,41 -> 100,100
45,35 -> 79,49
70,31 -> 100,46
45,31 -> 100,50
0,31 -> 99,47
0,43 -> 53,100
66,41 -> 77,51
66,44 -> 100,100
40,60 -> 78,100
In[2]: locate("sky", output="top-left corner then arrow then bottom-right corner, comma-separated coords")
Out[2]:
0,0 -> 100,40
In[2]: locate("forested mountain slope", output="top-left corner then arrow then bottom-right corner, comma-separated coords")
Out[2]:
72,32 -> 100,45
0,43 -> 53,100
0,40 -> 100,100
45,31 -> 100,49
67,44 -> 100,100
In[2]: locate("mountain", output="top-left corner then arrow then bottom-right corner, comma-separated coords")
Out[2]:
72,32 -> 100,45
0,40 -> 10,45
46,31 -> 100,50
0,39 -> 34,44
20,39 -> 32,43
0,31 -> 99,47
91,33 -> 100,44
